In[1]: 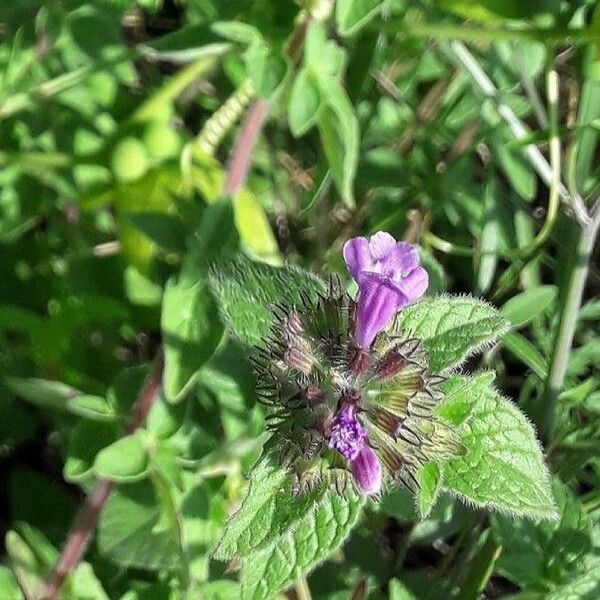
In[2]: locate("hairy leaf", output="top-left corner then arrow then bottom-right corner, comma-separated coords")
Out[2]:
443,383 -> 556,520
214,453 -> 364,600
209,256 -> 325,346
393,296 -> 510,371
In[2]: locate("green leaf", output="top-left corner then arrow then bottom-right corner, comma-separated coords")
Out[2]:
4,377 -> 115,421
245,43 -> 289,99
209,256 -> 325,347
501,285 -> 557,328
0,566 -> 22,600
98,481 -> 179,571
94,431 -> 150,482
161,275 -> 223,402
316,76 -> 359,208
336,0 -> 384,36
545,557 -> 600,600
438,372 -> 496,426
213,453 -> 364,600
496,142 -> 536,201
492,480 -> 591,589
476,179 -> 500,294
417,462 -> 442,519
125,211 -> 188,254
64,420 -> 120,483
288,68 -> 322,137
389,578 -> 418,600
503,331 -> 548,378
393,296 -> 510,372
443,382 -> 556,520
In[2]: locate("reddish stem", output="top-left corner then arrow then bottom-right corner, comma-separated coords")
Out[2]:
223,99 -> 271,197
41,352 -> 164,600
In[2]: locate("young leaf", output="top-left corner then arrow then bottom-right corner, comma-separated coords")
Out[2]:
393,296 -> 510,372
316,76 -> 359,208
94,431 -> 149,482
417,462 -> 442,519
502,331 -> 548,378
161,275 -> 223,402
443,383 -> 556,520
438,372 -> 496,426
209,256 -> 325,346
288,68 -> 322,137
501,285 -> 557,328
213,453 -> 365,600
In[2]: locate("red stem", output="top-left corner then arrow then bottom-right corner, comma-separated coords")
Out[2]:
223,99 -> 271,197
41,352 -> 164,600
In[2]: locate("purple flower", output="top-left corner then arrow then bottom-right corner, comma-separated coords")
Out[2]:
329,403 -> 382,495
343,232 -> 428,349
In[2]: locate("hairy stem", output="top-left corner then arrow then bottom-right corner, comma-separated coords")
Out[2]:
41,352 -> 165,600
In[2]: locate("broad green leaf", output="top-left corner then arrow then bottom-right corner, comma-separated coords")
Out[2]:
492,481 -> 592,589
574,80 -> 600,195
501,286 -> 557,328
503,331 -> 548,378
443,382 -> 556,519
417,462 -> 442,519
438,372 -> 496,426
393,296 -> 510,372
209,256 -> 325,346
336,0 -> 384,36
98,481 -> 179,571
94,431 -> 149,482
161,275 -> 223,402
316,76 -> 359,208
288,68 -> 321,137
214,453 -> 364,600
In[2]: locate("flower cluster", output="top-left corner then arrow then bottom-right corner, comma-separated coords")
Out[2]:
252,232 -> 462,496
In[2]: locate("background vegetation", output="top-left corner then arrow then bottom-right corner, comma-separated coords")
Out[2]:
1,0 -> 599,598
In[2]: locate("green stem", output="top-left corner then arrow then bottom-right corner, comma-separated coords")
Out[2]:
540,210 -> 600,441
491,53 -> 562,300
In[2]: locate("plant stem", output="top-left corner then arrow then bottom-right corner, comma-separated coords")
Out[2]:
294,576 -> 313,600
540,209 -> 600,441
41,352 -> 164,600
446,40 -> 590,228
491,55 -> 562,300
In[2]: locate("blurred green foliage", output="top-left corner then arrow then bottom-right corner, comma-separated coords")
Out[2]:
1,0 -> 600,598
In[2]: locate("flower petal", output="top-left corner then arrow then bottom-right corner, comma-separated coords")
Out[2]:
351,445 -> 382,495
368,231 -> 396,260
398,266 -> 428,301
354,276 -> 408,349
343,237 -> 371,281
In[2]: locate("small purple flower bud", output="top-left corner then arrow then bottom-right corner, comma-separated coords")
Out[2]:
351,445 -> 382,495
328,403 -> 366,461
343,232 -> 428,349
